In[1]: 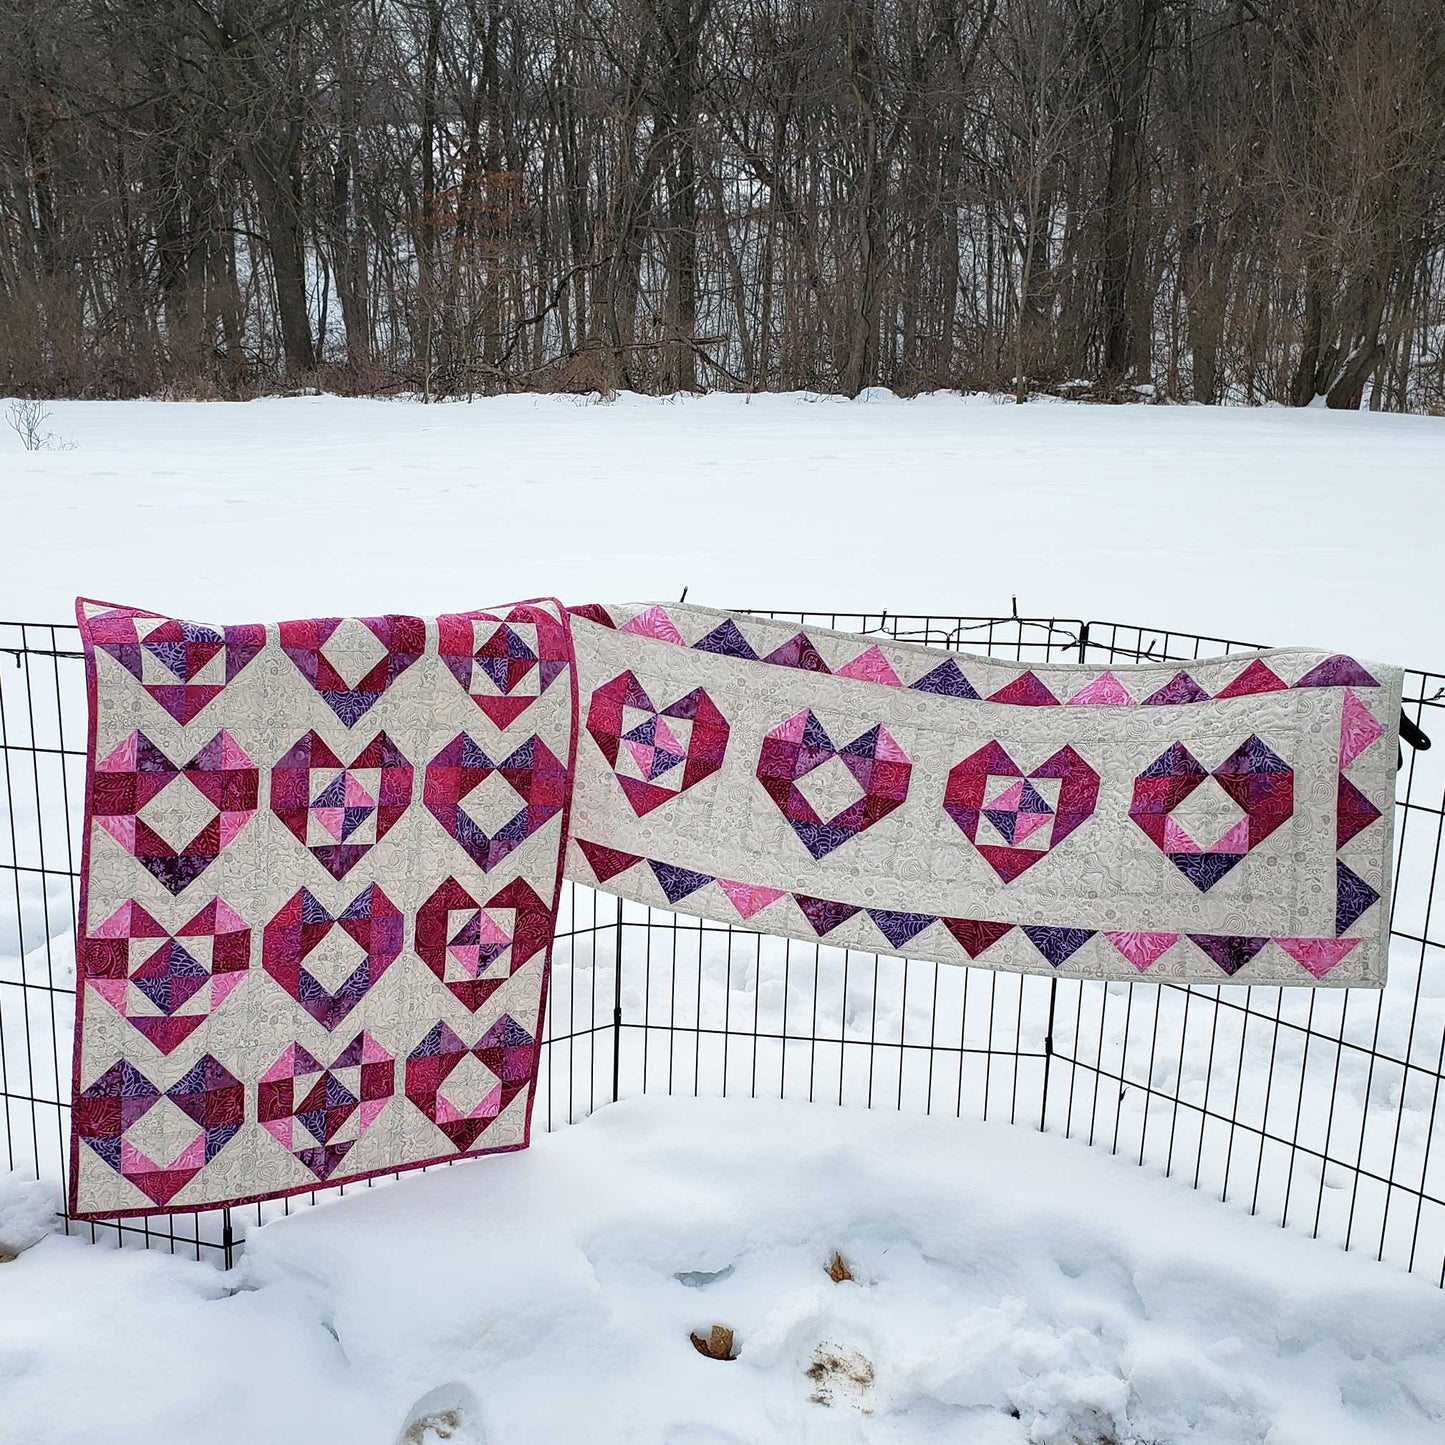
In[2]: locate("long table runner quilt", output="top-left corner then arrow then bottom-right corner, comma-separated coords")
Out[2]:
567,604 -> 1401,990
71,597 -> 1400,1217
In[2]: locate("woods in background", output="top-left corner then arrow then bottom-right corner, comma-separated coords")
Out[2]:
2,0 -> 1443,408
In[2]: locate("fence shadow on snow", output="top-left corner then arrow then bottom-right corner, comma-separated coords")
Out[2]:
2,611 -> 1443,1282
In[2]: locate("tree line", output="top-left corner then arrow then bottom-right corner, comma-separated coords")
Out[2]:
2,0 -> 1443,408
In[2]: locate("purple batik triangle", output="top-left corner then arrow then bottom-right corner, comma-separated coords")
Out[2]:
801,710 -> 835,751
1143,671 -> 1211,705
1021,926 -> 1095,966
840,724 -> 883,759
912,659 -> 980,700
648,860 -> 714,905
1217,733 -> 1291,776
694,619 -> 760,660
622,716 -> 657,745
1295,655 -> 1380,689
1336,862 -> 1380,935
1169,852 -> 1246,891
983,807 -> 1021,845
1140,741 -> 1207,780
867,909 -> 938,950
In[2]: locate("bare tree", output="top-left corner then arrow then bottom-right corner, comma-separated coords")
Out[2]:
0,0 -> 1442,409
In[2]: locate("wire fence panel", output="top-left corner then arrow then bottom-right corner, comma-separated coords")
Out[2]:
1059,619 -> 1445,1282
2,612 -> 1441,1284
603,613 -> 1084,1142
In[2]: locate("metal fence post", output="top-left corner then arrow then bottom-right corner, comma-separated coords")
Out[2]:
1038,621 -> 1091,1132
611,893 -> 624,1104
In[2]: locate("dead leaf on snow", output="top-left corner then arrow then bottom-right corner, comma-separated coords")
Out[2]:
689,1324 -> 737,1360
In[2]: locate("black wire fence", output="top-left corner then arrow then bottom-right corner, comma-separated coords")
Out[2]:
3,612 -> 1442,1284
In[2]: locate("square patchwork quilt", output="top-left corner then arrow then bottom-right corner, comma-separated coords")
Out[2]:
72,599 -> 575,1218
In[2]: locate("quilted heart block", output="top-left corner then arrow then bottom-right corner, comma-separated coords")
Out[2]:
271,730 -> 413,879
279,614 -> 425,726
944,742 -> 1100,883
261,883 -> 404,1030
1130,735 -> 1294,891
258,1032 -> 394,1182
757,709 -> 912,859
586,670 -> 730,816
405,1016 -> 539,1152
84,898 -> 251,1054
88,607 -> 266,724
438,607 -> 571,730
424,733 -> 568,872
74,1054 -> 244,1207
415,876 -> 553,1011
93,729 -> 259,895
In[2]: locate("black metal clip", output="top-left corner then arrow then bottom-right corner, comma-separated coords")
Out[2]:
1399,712 -> 1431,770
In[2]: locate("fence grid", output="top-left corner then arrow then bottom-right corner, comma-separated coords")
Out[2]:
2,611 -> 1441,1284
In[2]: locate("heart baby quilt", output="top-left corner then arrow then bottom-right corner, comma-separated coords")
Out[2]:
71,596 -> 1400,1218
71,598 -> 575,1218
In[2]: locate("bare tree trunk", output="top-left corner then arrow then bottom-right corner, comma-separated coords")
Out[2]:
321,7 -> 372,372
657,0 -> 706,390
842,0 -> 885,397
1097,0 -> 1158,384
246,126 -> 316,374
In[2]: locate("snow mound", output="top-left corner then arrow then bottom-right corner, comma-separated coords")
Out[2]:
0,1173 -> 58,1256
3,1097 -> 1445,1444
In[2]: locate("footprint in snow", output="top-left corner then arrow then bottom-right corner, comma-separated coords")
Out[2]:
398,1381 -> 483,1444
675,1265 -> 734,1288
806,1342 -> 875,1413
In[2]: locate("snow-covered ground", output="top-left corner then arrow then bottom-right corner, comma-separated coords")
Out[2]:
3,393 -> 1445,1443
2,391 -> 1443,669
5,1097 -> 1445,1445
